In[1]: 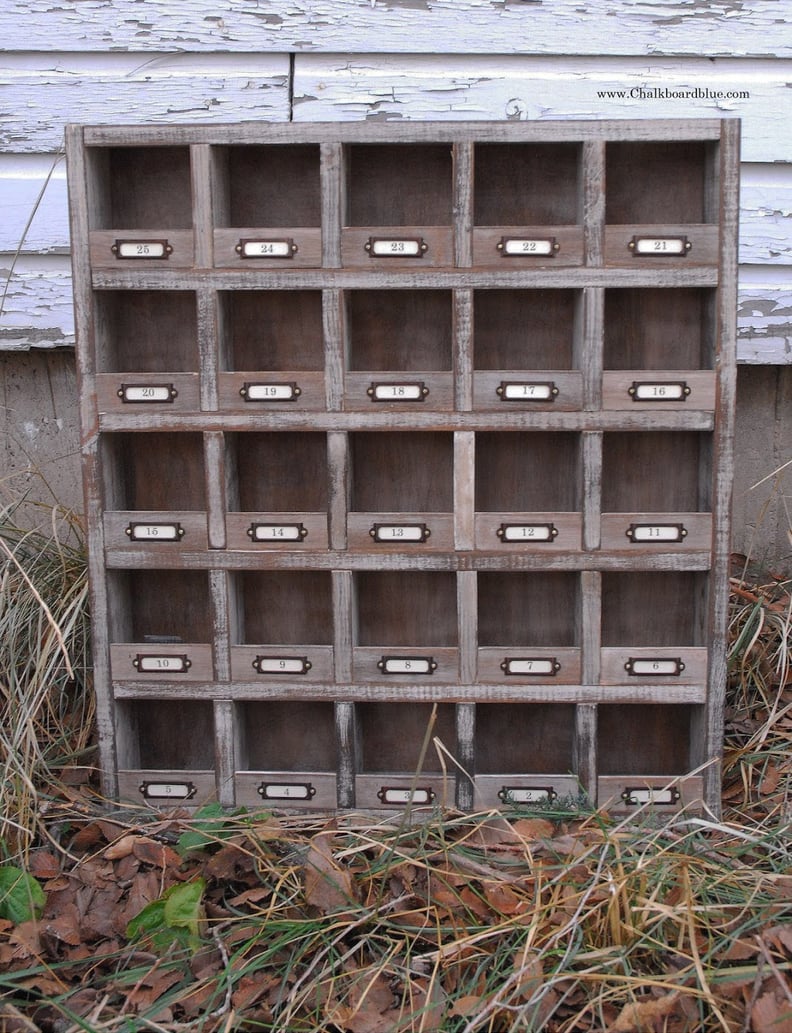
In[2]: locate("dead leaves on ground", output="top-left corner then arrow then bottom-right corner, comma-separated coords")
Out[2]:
0,803 -> 790,1033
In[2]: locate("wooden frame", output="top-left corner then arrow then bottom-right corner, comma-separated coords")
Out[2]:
67,119 -> 738,814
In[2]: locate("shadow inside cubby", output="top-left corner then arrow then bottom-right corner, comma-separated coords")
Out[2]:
103,432 -> 206,511
228,432 -> 328,511
357,702 -> 457,773
605,141 -> 714,224
345,144 -> 453,226
238,701 -> 337,771
602,433 -> 711,513
234,572 -> 334,645
476,433 -> 581,511
604,288 -> 715,370
351,433 -> 453,511
109,569 -> 212,644
347,290 -> 452,370
478,572 -> 580,647
474,144 -> 581,225
476,703 -> 576,773
213,145 -> 321,227
88,146 -> 193,229
94,291 -> 198,372
117,699 -> 215,771
597,704 -> 694,775
474,290 -> 579,371
356,572 -> 458,648
601,572 -> 707,647
219,290 -> 324,371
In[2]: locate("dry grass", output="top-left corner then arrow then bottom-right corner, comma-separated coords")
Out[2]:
0,511 -> 790,1032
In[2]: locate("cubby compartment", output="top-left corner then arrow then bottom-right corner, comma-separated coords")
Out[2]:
212,144 -> 321,267
234,701 -> 337,808
477,572 -> 581,684
342,144 -> 454,267
344,290 -> 453,410
353,572 -> 458,683
475,432 -> 582,550
230,571 -> 334,684
473,143 -> 583,266
472,289 -> 583,410
349,432 -> 454,550
101,432 -> 208,550
605,141 -> 718,266
108,570 -> 214,683
225,432 -> 328,550
600,571 -> 708,685
116,699 -> 216,806
597,704 -> 704,810
601,431 -> 712,551
603,288 -> 716,409
354,702 -> 457,808
93,291 -> 200,412
87,146 -> 194,267
474,703 -> 579,807
217,290 -> 326,411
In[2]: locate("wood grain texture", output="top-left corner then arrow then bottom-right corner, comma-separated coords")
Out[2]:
0,54 -> 290,152
0,0 -> 786,56
293,56 -> 780,163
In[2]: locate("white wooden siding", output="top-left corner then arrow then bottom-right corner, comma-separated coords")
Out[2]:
0,2 -> 790,362
0,0 -> 787,57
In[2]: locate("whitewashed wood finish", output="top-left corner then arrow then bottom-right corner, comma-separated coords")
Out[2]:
0,0 -> 786,57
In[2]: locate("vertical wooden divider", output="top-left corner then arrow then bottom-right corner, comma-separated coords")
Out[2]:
191,144 -> 214,268
456,703 -> 476,810
204,431 -> 227,550
454,290 -> 473,411
574,704 -> 598,803
321,143 -> 343,268
214,699 -> 236,807
66,124 -> 120,799
582,140 -> 606,267
453,141 -> 473,269
700,119 -> 740,813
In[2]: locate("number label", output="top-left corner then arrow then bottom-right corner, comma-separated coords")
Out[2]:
624,657 -> 685,677
126,523 -> 184,542
241,382 -> 300,402
252,656 -> 312,675
497,523 -> 558,543
248,523 -> 308,543
627,524 -> 687,543
498,236 -> 559,257
258,782 -> 316,801
112,239 -> 171,259
500,657 -> 561,676
377,786 -> 434,805
377,656 -> 437,675
629,236 -> 691,256
133,653 -> 192,673
367,382 -> 429,402
370,523 -> 430,543
236,238 -> 296,259
118,384 -> 177,403
365,237 -> 427,258
497,381 -> 559,402
139,781 -> 196,800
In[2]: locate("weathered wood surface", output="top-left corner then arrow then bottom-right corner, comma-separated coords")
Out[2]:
292,55 -> 784,164
0,0 -> 786,57
0,54 -> 291,153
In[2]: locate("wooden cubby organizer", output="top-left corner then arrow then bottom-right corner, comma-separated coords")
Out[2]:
67,119 -> 738,815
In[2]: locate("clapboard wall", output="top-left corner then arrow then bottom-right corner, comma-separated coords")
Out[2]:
1,0 -> 791,562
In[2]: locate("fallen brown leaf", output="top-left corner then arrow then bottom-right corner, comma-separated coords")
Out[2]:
606,992 -> 682,1033
303,831 -> 356,913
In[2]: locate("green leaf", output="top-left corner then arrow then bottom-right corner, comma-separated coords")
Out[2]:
162,879 -> 205,937
0,866 -> 46,924
176,803 -> 232,855
126,879 -> 205,945
126,899 -> 167,940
